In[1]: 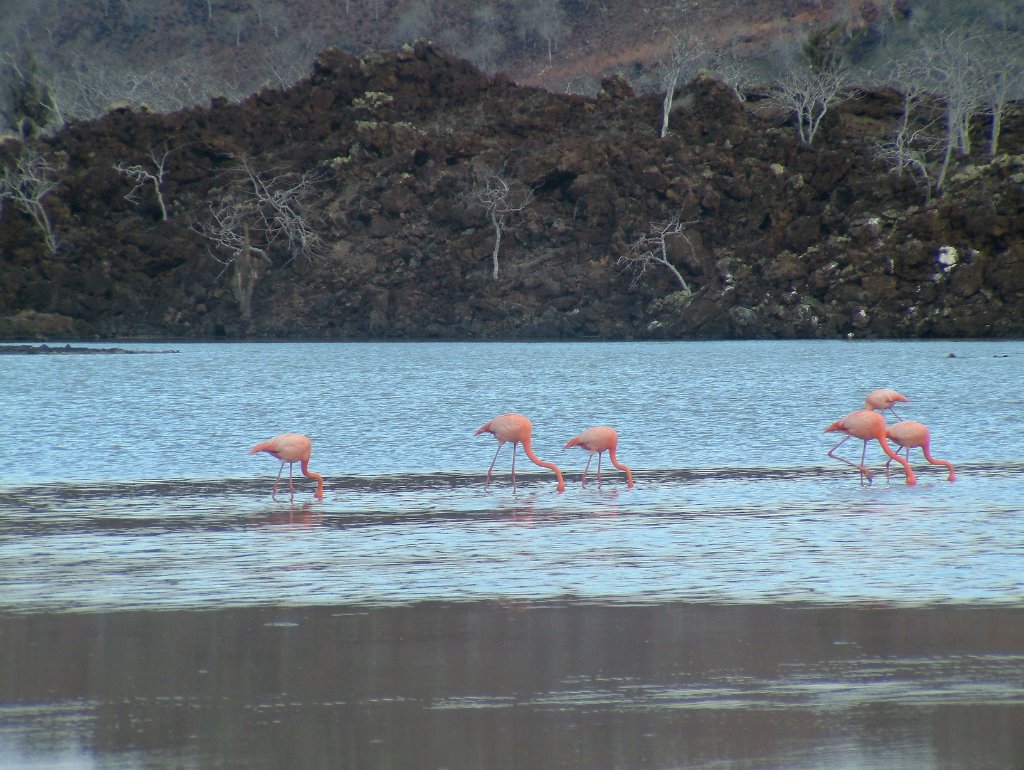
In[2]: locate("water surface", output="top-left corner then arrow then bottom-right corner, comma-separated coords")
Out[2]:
1,340 -> 1022,769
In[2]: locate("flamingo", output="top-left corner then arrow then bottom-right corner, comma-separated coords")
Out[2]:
885,421 -> 956,482
865,388 -> 909,421
824,409 -> 916,486
563,426 -> 634,489
475,413 -> 565,493
249,433 -> 324,500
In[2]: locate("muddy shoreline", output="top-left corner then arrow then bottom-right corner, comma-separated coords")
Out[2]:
2,601 -> 1022,769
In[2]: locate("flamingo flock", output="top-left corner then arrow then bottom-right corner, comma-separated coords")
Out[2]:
824,388 -> 957,487
250,415 -> 632,499
250,388 -> 956,500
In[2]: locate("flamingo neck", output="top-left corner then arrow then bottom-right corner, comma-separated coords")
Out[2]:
300,459 -> 325,499
608,449 -> 634,489
921,448 -> 956,481
879,437 -> 917,486
522,440 -> 566,493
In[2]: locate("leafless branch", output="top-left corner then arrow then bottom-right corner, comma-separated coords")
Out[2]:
517,0 -> 568,63
771,60 -> 852,145
910,26 -> 987,192
0,144 -> 60,253
190,155 -> 325,319
114,141 -> 184,220
870,63 -> 941,203
618,218 -> 696,293
975,31 -> 1024,156
469,170 -> 534,280
655,30 -> 708,138
874,26 -> 990,195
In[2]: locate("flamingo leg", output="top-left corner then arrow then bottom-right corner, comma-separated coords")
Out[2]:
858,440 -> 872,485
511,442 -> 518,492
828,436 -> 874,483
581,453 -> 594,487
882,444 -> 916,486
888,407 -> 903,421
272,461 -> 286,500
485,442 -> 503,488
827,435 -> 850,456
288,461 -> 296,499
596,452 -> 604,486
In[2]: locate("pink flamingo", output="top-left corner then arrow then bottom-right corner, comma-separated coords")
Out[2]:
885,421 -> 957,482
824,409 -> 916,486
563,426 -> 634,489
249,433 -> 324,500
475,413 -> 565,493
865,388 -> 909,421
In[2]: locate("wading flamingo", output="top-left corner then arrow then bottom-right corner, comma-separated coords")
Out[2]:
563,426 -> 634,489
885,421 -> 956,482
475,413 -> 565,493
249,433 -> 324,500
824,409 -> 916,486
865,388 -> 909,421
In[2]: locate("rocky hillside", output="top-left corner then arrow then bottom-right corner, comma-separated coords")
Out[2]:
1,40 -> 1023,341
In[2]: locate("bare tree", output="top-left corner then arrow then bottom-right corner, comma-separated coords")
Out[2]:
114,142 -> 182,220
0,144 -> 59,253
469,169 -> 534,281
517,0 -> 567,63
770,52 -> 851,145
978,33 -> 1024,156
655,31 -> 706,138
866,55 -> 942,202
705,43 -> 761,102
911,26 -> 986,192
50,50 -> 243,121
618,218 -> 696,293
191,156 -> 325,319
252,0 -> 289,39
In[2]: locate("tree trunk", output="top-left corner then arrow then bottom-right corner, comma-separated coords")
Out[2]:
234,225 -> 258,321
989,106 -> 1003,157
660,73 -> 678,139
490,211 -> 503,280
935,112 -> 957,195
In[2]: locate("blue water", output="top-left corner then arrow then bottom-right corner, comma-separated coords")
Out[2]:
1,340 -> 1022,612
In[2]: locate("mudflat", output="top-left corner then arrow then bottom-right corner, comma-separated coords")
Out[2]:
2,601 -> 1022,769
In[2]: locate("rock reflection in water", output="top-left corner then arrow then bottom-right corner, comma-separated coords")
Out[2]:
2,602 -> 1023,769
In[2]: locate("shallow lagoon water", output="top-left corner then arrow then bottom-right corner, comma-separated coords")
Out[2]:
1,340 -> 1022,769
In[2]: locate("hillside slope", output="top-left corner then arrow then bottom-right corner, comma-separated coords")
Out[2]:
1,41 -> 1022,341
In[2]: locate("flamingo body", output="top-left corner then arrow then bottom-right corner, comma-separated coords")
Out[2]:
249,433 -> 324,500
475,413 -> 565,493
865,388 -> 909,420
885,421 -> 956,482
563,426 -> 633,488
824,409 -> 916,486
